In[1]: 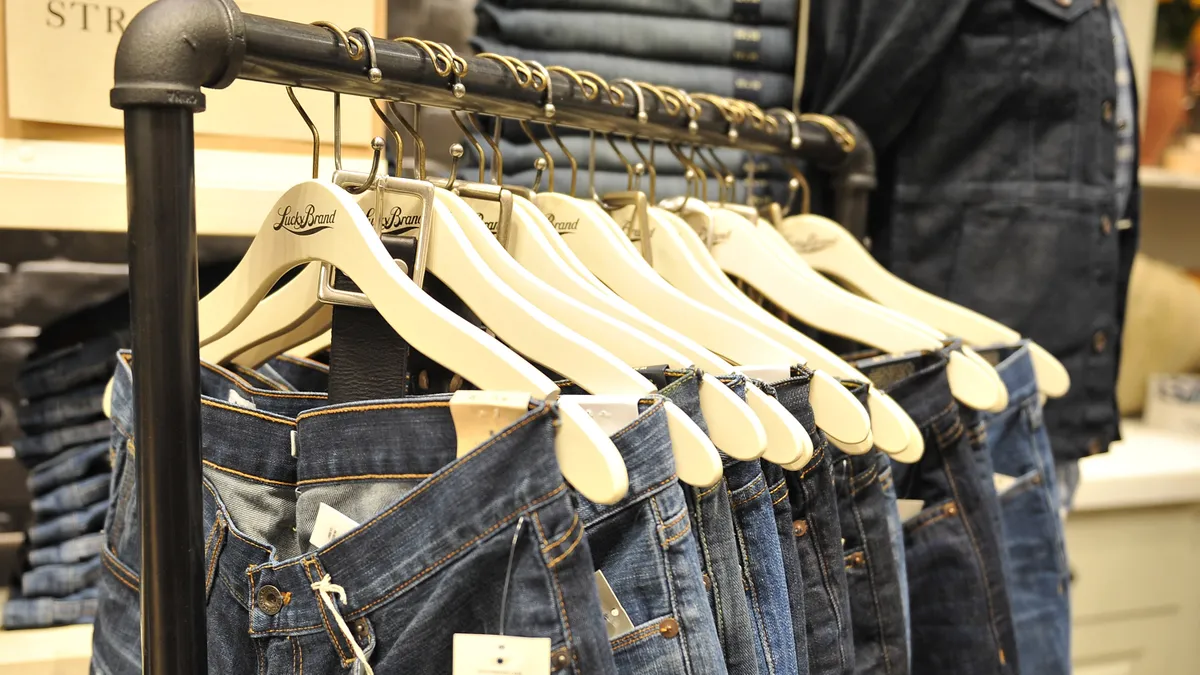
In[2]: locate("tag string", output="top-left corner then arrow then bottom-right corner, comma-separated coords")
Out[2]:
498,515 -> 526,636
311,574 -> 375,675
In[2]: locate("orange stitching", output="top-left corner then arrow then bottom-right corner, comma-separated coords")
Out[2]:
729,476 -> 767,508
547,528 -> 585,568
204,460 -> 295,487
320,410 -> 552,555
291,637 -> 298,675
102,549 -> 138,584
346,484 -> 568,617
661,506 -> 689,532
296,635 -> 304,675
610,623 -> 662,650
541,514 -> 580,552
796,443 -> 827,478
202,400 -> 298,426
235,366 -> 284,389
277,354 -> 330,372
772,489 -> 789,506
302,559 -> 351,664
768,480 -> 787,496
531,511 -> 549,544
697,480 -> 724,499
298,400 -> 453,420
198,361 -> 326,400
201,482 -> 272,554
661,519 -> 693,548
102,554 -> 139,591
906,508 -> 957,535
205,515 -> 225,593
547,553 -> 576,668
297,473 -> 430,486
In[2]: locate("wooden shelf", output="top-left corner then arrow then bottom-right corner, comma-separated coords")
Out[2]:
0,621 -> 91,674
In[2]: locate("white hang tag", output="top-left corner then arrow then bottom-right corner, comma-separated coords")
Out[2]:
227,389 -> 257,410
992,473 -> 1019,495
309,503 -> 361,549
452,633 -> 550,675
594,571 -> 636,638
560,395 -> 641,438
896,499 -> 926,522
450,391 -> 531,458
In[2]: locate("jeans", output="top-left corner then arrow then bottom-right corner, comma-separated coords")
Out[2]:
16,382 -> 107,433
94,352 -> 617,675
483,0 -> 799,23
12,419 -> 113,463
28,531 -> 105,566
31,472 -> 112,520
979,343 -> 1071,675
1,587 -> 99,629
855,350 -> 1019,675
266,354 -> 331,393
1056,460 -> 1081,514
574,397 -> 727,673
28,498 -> 107,547
770,367 -> 854,675
477,1 -> 797,72
831,381 -> 909,675
22,556 -> 102,597
26,439 -> 110,495
761,458 -> 810,674
16,331 -> 128,400
658,368 -> 761,675
470,36 -> 795,108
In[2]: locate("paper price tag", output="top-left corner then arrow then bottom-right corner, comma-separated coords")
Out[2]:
992,473 -> 1019,496
896,499 -> 926,523
594,571 -> 635,638
452,633 -> 550,675
309,503 -> 360,549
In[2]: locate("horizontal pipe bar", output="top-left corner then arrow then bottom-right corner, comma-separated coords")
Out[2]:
235,14 -> 847,165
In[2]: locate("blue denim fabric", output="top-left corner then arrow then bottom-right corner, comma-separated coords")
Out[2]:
1055,461 -> 1081,513
830,380 -> 909,675
761,457 -> 810,675
470,36 -> 795,108
477,2 -> 796,72
1,587 -> 99,629
26,439 -> 110,496
573,396 -> 727,673
28,498 -> 107,547
12,419 -> 112,464
804,0 -> 1137,463
978,343 -> 1071,675
16,331 -> 128,400
483,0 -> 798,23
854,350 -> 1018,675
31,472 -> 111,520
1110,3 -> 1135,219
770,367 -> 854,675
28,532 -> 106,566
878,462 -> 910,667
265,354 -> 332,393
21,556 -> 101,597
93,352 -> 617,675
16,382 -> 107,433
658,368 -> 761,675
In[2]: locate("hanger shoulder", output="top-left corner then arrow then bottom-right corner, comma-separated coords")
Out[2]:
199,262 -> 325,366
661,401 -> 724,487
698,373 -> 767,460
744,385 -> 810,466
556,399 -> 630,504
232,304 -> 332,369
864,386 -> 924,462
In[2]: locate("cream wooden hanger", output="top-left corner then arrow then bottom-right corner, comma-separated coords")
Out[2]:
287,330 -> 332,359
779,212 -> 1070,398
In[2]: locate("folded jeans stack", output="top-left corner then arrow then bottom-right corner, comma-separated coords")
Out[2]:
470,0 -> 798,203
2,331 -> 128,630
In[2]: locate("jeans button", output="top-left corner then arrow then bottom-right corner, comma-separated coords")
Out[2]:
1101,215 -> 1113,235
257,585 -> 284,616
551,647 -> 572,671
1092,330 -> 1108,353
792,519 -> 808,537
658,618 -> 681,639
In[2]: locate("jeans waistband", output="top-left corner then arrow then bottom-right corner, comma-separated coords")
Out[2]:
975,340 -> 1038,406
853,349 -> 956,427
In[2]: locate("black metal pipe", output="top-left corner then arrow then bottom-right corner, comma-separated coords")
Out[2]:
123,107 -> 207,675
828,118 -> 877,239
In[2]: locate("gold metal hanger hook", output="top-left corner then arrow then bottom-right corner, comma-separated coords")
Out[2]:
636,82 -> 681,117
692,93 -> 741,143
451,111 -> 487,184
395,37 -> 454,77
547,65 -> 594,101
657,86 -> 702,135
285,88 -> 320,180
610,78 -> 648,124
422,41 -> 468,98
576,71 -> 623,105
311,21 -> 365,60
467,113 -> 503,185
628,136 -> 656,202
798,113 -> 856,153
476,53 -> 534,87
544,122 -> 578,196
518,119 -> 556,193
369,99 -> 403,176
766,108 -> 811,214
523,60 -> 556,118
347,27 -> 381,82
388,102 -> 428,180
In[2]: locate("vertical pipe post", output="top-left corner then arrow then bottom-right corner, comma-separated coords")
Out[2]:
123,106 -> 207,675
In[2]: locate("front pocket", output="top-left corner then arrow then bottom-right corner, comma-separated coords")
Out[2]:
609,615 -> 689,672
103,436 -> 139,566
903,499 -> 960,535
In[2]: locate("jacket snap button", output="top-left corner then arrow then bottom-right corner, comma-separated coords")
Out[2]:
702,573 -> 711,591
1092,330 -> 1108,354
1100,215 -> 1113,235
257,585 -> 284,616
793,519 -> 808,537
659,618 -> 681,639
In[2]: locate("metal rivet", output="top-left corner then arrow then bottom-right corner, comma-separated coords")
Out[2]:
792,520 -> 808,537
449,374 -> 464,392
702,573 -> 711,591
1100,215 -> 1113,236
353,617 -> 370,645
1102,100 -> 1114,123
658,618 -> 680,639
551,647 -> 571,670
257,585 -> 284,616
452,82 -> 467,98
1092,330 -> 1108,354
417,370 -> 430,390
945,503 -> 958,516
368,67 -> 382,83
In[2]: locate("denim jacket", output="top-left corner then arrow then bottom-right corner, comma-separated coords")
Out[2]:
803,0 -> 1138,461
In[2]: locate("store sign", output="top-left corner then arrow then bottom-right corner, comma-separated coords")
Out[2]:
5,0 -> 379,142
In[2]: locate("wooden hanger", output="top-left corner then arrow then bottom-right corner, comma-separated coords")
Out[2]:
779,212 -> 1070,398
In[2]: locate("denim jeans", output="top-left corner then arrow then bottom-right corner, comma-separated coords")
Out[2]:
31,472 -> 111,520
761,457 -> 810,675
1,587 -> 99,629
854,350 -> 1019,675
978,343 -> 1071,675
17,382 -> 107,433
93,352 -> 617,675
266,354 -> 331,393
831,381 -> 909,675
22,556 -> 101,597
470,36 -> 795,108
574,396 -> 727,673
26,439 -> 110,495
658,368 -> 761,675
28,498 -> 107,547
12,419 -> 113,463
16,331 -> 128,400
477,1 -> 797,71
28,531 -> 106,566
770,367 -> 854,675
484,0 -> 798,23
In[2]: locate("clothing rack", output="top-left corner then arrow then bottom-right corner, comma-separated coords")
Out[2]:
109,1 -> 877,672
